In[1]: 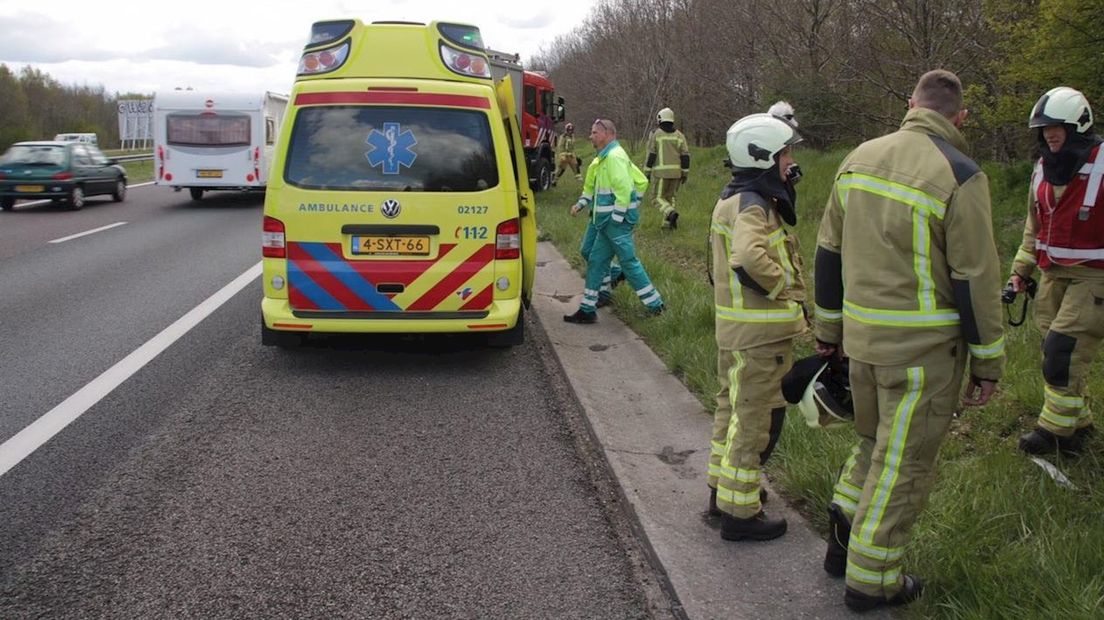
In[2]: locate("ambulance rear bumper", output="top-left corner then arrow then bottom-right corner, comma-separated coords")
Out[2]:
261,296 -> 521,334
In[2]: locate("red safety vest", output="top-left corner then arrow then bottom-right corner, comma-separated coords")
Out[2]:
1031,144 -> 1104,270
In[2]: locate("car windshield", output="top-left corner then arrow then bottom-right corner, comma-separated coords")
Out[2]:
1,145 -> 66,166
284,106 -> 499,192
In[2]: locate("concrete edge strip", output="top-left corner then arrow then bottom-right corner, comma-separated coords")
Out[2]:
527,309 -> 690,620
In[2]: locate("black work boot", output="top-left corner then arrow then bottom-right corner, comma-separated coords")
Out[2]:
720,511 -> 787,541
563,309 -> 597,324
844,574 -> 924,612
665,210 -> 679,229
824,504 -> 851,578
1019,426 -> 1088,457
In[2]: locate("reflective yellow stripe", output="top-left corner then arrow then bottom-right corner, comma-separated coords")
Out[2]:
849,539 -> 905,563
1015,247 -> 1037,266
716,305 -> 803,323
844,301 -> 960,327
1041,405 -> 1079,429
716,485 -> 761,506
913,210 -> 936,311
815,305 -> 843,321
857,367 -> 923,547
838,172 -> 947,219
1044,386 -> 1084,409
711,440 -> 726,456
831,493 -> 858,515
969,336 -> 1005,360
847,560 -> 900,586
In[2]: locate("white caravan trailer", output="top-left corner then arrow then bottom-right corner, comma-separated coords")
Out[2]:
153,91 -> 288,200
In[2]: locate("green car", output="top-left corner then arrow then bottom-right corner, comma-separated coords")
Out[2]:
0,141 -> 127,211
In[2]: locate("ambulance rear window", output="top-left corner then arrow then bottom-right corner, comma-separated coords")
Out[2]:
284,106 -> 498,192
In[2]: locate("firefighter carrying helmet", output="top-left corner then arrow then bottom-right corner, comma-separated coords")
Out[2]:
657,107 -> 675,124
1029,86 -> 1093,134
725,113 -> 802,171
781,355 -> 853,429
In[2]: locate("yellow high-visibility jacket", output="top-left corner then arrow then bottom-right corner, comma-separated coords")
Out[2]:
711,191 -> 807,350
814,107 -> 1005,381
644,128 -> 690,179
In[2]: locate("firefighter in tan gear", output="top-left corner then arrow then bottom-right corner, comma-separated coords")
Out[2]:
813,70 -> 1004,612
554,122 -> 581,184
644,107 -> 690,229
1009,86 -> 1103,456
706,113 -> 806,542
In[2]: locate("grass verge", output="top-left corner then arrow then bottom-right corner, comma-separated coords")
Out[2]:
536,142 -> 1103,619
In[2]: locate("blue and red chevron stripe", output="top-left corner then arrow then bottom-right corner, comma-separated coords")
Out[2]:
287,241 -> 494,312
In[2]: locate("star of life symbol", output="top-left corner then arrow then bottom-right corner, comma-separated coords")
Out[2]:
366,122 -> 417,175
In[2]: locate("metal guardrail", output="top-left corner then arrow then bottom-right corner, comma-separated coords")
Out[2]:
111,154 -> 153,163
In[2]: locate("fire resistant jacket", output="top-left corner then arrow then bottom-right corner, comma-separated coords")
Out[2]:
814,107 -> 1005,381
577,140 -> 647,228
1011,144 -> 1104,279
644,128 -> 690,179
711,190 -> 807,350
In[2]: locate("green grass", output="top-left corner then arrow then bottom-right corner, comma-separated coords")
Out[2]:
536,143 -> 1104,618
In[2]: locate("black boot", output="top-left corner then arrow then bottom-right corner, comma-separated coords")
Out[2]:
708,487 -> 721,517
824,504 -> 850,578
844,574 -> 924,612
720,511 -> 787,541
563,309 -> 597,324
1019,426 -> 1089,457
665,210 -> 679,229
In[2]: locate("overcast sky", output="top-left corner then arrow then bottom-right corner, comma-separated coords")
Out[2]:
0,0 -> 594,96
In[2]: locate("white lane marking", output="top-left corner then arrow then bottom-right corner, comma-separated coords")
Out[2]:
0,261 -> 263,478
49,221 -> 128,244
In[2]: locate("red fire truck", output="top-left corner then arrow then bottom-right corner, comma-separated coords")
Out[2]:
487,49 -> 564,192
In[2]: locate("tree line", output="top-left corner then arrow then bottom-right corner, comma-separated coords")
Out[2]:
532,0 -> 1103,161
0,65 -> 135,151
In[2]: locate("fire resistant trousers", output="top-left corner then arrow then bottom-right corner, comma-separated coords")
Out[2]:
655,177 -> 682,221
709,339 -> 792,518
1032,273 -> 1104,436
581,221 -> 661,313
829,341 -> 967,599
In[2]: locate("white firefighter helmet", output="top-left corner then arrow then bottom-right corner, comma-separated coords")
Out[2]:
1029,86 -> 1093,134
657,107 -> 675,124
768,100 -> 798,127
725,113 -> 802,171
797,362 -> 853,429
564,122 -> 574,133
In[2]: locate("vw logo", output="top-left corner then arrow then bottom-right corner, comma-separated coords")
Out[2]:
381,199 -> 401,219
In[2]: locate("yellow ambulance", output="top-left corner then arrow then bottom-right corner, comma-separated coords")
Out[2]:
261,20 -> 537,347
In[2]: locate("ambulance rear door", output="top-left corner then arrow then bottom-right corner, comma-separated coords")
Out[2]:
495,75 -> 536,305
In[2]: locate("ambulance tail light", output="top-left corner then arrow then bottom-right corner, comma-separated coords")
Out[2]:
263,216 -> 286,258
440,44 -> 491,79
495,218 -> 520,260
298,40 -> 350,76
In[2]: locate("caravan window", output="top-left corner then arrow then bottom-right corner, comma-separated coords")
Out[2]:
166,112 -> 251,147
284,106 -> 498,192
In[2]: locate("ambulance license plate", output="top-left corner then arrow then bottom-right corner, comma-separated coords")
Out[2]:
15,185 -> 43,192
352,235 -> 430,256
196,169 -> 223,178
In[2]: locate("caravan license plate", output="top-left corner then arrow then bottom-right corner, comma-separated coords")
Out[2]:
196,169 -> 223,178
352,235 -> 430,256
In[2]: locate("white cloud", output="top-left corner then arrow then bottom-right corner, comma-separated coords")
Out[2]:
0,1 -> 595,93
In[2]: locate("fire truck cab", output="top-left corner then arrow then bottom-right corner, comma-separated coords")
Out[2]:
261,19 -> 537,347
